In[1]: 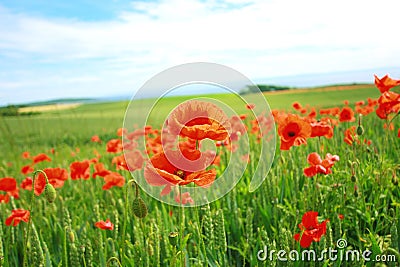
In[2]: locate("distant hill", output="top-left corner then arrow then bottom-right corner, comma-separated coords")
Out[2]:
22,98 -> 95,107
239,82 -> 371,95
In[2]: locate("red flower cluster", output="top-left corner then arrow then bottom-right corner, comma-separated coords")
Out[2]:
143,100 -> 230,201
303,152 -> 339,177
374,74 -> 400,119
0,177 -> 19,203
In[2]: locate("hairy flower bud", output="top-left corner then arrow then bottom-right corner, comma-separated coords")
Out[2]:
356,125 -> 364,136
44,184 -> 57,203
132,197 -> 148,218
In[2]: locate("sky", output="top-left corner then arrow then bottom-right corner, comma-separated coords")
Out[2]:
0,0 -> 399,105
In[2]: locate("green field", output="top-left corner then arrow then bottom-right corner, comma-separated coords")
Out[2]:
0,84 -> 399,267
0,84 -> 380,157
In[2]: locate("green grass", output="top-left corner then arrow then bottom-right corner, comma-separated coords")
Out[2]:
0,84 -> 398,267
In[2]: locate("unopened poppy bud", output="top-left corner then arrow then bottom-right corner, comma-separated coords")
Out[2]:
44,184 -> 57,203
392,177 -> 398,186
168,232 -> 179,247
354,185 -> 359,197
351,175 -> 356,182
132,197 -> 148,218
357,125 -> 364,136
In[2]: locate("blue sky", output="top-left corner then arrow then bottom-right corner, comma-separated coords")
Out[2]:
0,0 -> 399,105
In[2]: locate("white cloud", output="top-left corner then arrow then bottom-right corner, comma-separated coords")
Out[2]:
0,0 -> 399,104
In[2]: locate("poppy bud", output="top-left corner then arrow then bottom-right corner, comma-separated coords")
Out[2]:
132,197 -> 148,218
168,232 -> 179,247
392,177 -> 398,186
44,184 -> 57,203
354,185 -> 359,197
351,175 -> 356,182
356,125 -> 364,136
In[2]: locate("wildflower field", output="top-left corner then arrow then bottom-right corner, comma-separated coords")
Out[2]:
0,77 -> 399,267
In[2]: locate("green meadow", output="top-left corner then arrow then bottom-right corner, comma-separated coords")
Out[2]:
0,84 -> 380,155
0,84 -> 398,267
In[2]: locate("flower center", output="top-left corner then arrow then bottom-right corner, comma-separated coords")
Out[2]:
175,169 -> 186,179
288,131 -> 296,137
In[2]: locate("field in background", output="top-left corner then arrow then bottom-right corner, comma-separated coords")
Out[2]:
0,84 -> 380,159
18,103 -> 82,113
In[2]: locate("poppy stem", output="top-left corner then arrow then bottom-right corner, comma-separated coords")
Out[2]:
178,185 -> 185,267
22,169 -> 49,267
120,179 -> 137,264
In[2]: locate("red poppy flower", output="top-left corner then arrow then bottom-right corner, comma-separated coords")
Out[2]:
338,214 -> 344,220
5,209 -> 30,226
112,150 -> 144,171
106,139 -> 123,153
102,172 -> 125,190
174,192 -> 194,205
21,165 -> 34,175
300,108 -> 307,114
94,219 -> 114,230
253,113 -> 274,138
292,102 -> 302,110
212,155 -> 221,166
0,177 -> 17,192
383,123 -> 395,131
293,211 -> 328,248
344,126 -> 357,145
355,104 -> 374,116
277,114 -> 312,150
374,74 -> 400,93
126,128 -> 148,140
144,149 -> 216,196
117,128 -> 127,137
91,135 -> 101,143
246,103 -> 256,110
20,177 -> 33,190
32,153 -> 51,164
0,194 -> 10,203
398,128 -> 400,138
339,107 -> 355,122
229,115 -> 247,142
123,140 -> 138,151
0,177 -> 19,201
70,160 -> 90,180
303,152 -> 339,177
92,163 -> 112,178
375,91 -> 400,119
22,151 -> 31,159
35,168 -> 68,196
307,108 -> 317,119
167,100 -> 230,141
310,121 -> 333,139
